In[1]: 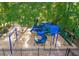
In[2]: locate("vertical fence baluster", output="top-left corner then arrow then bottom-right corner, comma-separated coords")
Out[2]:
65,48 -> 70,56
38,47 -> 39,56
9,35 -> 12,55
38,44 -> 40,56
20,48 -> 22,56
49,47 -> 51,56
67,48 -> 70,56
55,33 -> 58,47
2,48 -> 5,56
52,35 -> 55,45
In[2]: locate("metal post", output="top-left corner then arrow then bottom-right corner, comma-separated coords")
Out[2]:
38,44 -> 40,56
44,44 -> 45,50
52,35 -> 55,45
34,17 -> 38,26
15,28 -> 18,41
20,48 -> 22,56
2,48 -> 5,56
65,48 -> 68,56
8,27 -> 18,55
55,33 -> 58,47
65,48 -> 70,56
49,47 -> 51,56
9,35 -> 12,55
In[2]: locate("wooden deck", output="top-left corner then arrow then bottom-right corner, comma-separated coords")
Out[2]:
0,27 -> 76,49
0,25 -> 78,56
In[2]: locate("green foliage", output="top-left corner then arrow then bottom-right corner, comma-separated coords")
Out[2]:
0,2 -> 79,38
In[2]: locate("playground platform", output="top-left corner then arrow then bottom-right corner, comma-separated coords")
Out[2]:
0,24 -> 78,56
0,25 -> 77,49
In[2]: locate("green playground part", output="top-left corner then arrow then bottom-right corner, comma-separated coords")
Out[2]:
60,31 -> 74,46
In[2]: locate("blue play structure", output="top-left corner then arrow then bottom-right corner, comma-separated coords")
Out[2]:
30,18 -> 60,47
9,27 -> 18,55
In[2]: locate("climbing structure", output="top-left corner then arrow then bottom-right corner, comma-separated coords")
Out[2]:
30,18 -> 60,47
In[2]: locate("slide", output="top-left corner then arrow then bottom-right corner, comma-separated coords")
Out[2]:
34,31 -> 47,44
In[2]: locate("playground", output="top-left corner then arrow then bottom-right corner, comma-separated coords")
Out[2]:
0,23 -> 77,56
0,2 -> 79,56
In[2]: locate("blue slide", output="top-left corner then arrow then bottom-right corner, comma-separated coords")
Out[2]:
30,20 -> 60,44
34,31 -> 47,44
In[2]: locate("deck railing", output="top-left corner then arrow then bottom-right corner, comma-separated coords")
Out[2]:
0,48 -> 79,56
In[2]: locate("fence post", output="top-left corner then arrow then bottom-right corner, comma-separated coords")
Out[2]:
49,39 -> 52,56
38,47 -> 39,56
49,47 -> 51,56
15,28 -> 18,41
20,48 -> 22,56
9,35 -> 12,55
55,33 -> 58,47
65,48 -> 70,56
52,35 -> 55,45
2,48 -> 5,56
44,44 -> 45,50
38,44 -> 40,56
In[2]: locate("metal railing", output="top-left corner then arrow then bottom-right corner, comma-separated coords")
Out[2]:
0,48 -> 79,56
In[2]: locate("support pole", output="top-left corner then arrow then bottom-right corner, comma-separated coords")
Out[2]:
20,48 -> 22,56
52,35 -> 55,45
49,47 -> 51,56
65,48 -> 70,56
38,44 -> 40,56
49,38 -> 52,56
15,28 -> 18,41
8,28 -> 18,55
55,33 -> 58,47
2,48 -> 5,56
44,43 -> 45,50
9,35 -> 12,55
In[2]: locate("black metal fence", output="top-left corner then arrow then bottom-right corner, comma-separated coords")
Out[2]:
0,48 -> 79,56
